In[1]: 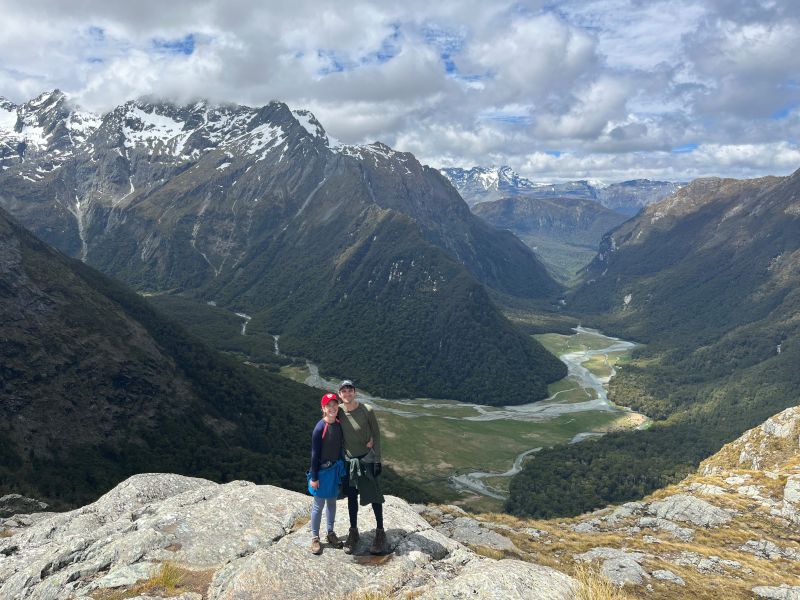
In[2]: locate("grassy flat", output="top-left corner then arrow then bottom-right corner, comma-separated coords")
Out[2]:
277,327 -> 645,509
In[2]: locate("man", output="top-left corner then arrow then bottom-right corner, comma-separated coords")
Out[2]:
337,379 -> 385,555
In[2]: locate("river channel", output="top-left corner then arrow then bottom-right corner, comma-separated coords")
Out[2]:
275,324 -> 645,502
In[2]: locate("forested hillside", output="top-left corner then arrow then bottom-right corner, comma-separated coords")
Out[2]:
508,171 -> 800,517
0,208 -> 425,507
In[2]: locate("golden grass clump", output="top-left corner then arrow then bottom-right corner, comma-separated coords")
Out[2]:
469,544 -> 506,560
90,561 -> 216,600
148,561 -> 184,592
573,563 -> 637,600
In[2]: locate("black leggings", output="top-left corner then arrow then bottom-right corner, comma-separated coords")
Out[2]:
347,484 -> 383,529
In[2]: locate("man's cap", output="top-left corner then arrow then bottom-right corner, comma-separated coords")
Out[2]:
339,379 -> 355,390
321,393 -> 339,407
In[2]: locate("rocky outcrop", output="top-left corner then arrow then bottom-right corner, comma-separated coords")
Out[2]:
646,493 -> 734,527
422,406 -> 800,599
0,474 -> 577,599
0,495 -> 48,518
2,411 -> 799,599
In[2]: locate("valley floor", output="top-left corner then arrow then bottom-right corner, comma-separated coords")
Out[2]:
279,327 -> 648,511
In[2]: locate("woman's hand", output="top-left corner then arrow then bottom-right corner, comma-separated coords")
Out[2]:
366,437 -> 374,449
310,479 -> 320,490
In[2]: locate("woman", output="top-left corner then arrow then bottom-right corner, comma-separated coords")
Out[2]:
308,392 -> 346,554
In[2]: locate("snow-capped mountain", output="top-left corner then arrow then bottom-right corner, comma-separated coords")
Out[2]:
440,166 -> 540,206
441,164 -> 682,215
0,90 -> 565,406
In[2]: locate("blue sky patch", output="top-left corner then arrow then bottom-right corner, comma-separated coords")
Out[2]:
771,103 -> 797,120
545,150 -> 562,157
479,112 -> 531,125
317,49 -> 347,75
152,34 -> 195,55
360,24 -> 401,66
671,143 -> 698,154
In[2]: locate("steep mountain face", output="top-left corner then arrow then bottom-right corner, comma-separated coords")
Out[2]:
572,173 -> 797,345
0,206 -> 322,506
514,171 -> 800,523
441,165 -> 680,215
472,195 -> 628,281
0,91 -> 564,405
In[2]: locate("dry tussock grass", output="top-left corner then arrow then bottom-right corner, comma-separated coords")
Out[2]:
573,563 -> 637,600
91,561 -> 215,600
468,544 -> 506,560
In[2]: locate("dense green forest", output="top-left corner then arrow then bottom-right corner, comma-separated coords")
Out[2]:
508,294 -> 800,517
200,211 -> 567,405
507,175 -> 800,517
0,214 -> 432,508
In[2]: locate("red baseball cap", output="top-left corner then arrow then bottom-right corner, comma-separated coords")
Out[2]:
321,393 -> 339,407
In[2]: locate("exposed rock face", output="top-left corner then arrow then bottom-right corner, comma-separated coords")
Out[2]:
702,405 -> 800,475
647,494 -> 734,527
574,547 -> 651,586
753,585 -> 800,599
0,474 -> 577,600
0,495 -> 48,518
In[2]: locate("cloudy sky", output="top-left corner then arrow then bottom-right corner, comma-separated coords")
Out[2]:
2,0 -> 799,182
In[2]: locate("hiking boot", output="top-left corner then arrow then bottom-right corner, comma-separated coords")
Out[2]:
310,537 -> 322,555
327,530 -> 343,549
369,528 -> 386,555
343,527 -> 359,554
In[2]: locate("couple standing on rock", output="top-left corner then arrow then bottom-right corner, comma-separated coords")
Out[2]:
308,379 -> 385,556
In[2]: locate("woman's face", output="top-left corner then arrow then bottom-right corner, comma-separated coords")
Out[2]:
322,401 -> 339,419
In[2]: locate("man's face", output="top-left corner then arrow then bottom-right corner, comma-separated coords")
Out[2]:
339,386 -> 356,404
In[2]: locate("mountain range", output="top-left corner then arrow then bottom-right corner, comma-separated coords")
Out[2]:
441,165 -> 682,215
0,91 -> 566,405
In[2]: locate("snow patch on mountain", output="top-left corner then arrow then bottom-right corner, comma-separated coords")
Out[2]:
0,104 -> 17,131
122,107 -> 191,155
291,109 -> 326,139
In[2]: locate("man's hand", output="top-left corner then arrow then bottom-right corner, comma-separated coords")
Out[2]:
366,437 -> 374,449
373,463 -> 382,477
310,479 -> 320,490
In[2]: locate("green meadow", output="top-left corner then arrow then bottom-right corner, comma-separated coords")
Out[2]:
280,328 -> 643,510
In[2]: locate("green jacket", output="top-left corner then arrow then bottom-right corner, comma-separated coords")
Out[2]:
346,449 -> 384,505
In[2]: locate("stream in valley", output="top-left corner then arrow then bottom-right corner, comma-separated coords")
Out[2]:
279,325 -> 644,501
